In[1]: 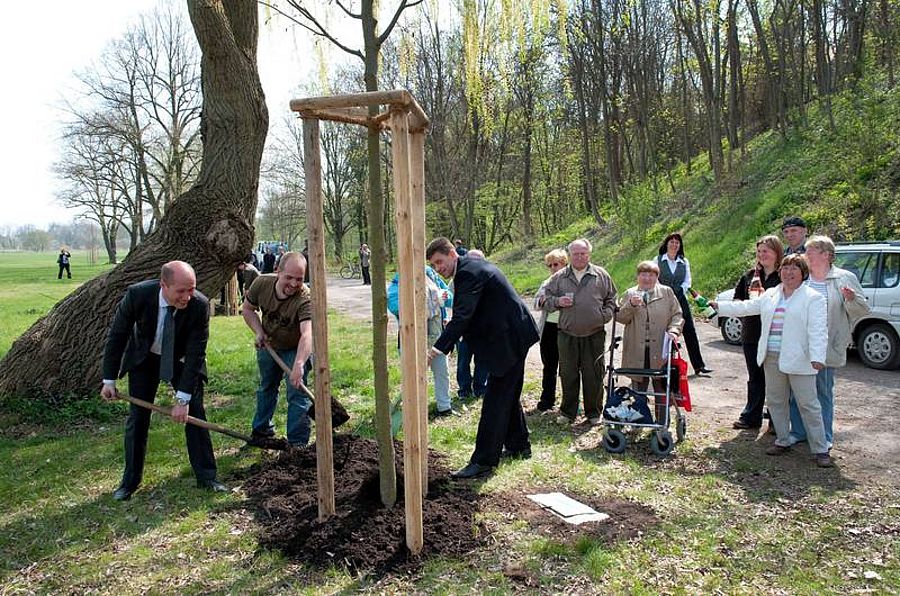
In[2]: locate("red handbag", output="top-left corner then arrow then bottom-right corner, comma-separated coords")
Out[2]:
671,349 -> 692,411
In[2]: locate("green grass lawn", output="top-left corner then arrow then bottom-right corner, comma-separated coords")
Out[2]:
1,252 -> 898,593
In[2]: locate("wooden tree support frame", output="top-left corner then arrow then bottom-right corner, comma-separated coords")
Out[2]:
291,89 -> 430,554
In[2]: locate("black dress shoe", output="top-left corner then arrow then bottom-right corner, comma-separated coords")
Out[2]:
450,463 -> 494,479
696,367 -> 713,375
197,479 -> 229,492
435,407 -> 460,417
112,486 -> 134,501
501,447 -> 532,460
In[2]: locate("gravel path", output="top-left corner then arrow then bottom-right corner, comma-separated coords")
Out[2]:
324,275 -> 900,486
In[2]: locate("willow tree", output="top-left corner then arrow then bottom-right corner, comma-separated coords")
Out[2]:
461,0 -> 567,242
0,0 -> 268,400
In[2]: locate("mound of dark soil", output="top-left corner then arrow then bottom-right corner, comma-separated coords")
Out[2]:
244,435 -> 484,572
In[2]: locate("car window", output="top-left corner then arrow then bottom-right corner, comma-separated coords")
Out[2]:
880,253 -> 899,288
834,251 -> 877,288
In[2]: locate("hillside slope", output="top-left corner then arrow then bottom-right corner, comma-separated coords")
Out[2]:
495,84 -> 900,297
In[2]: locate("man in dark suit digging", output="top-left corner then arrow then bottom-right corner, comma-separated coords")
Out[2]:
101,260 -> 226,500
426,237 -> 540,479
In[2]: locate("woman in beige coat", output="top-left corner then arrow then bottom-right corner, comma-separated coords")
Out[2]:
617,261 -> 684,420
788,235 -> 871,448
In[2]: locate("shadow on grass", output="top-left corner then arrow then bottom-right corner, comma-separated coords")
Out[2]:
692,430 -> 857,501
0,471 -> 239,584
564,420 -> 856,503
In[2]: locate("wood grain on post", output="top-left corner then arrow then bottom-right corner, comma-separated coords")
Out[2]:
391,108 -> 424,555
410,130 -> 428,489
290,89 -> 412,113
407,97 -> 430,133
302,116 -> 336,520
295,107 -> 374,129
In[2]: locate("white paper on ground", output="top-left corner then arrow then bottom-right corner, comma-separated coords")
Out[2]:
527,492 -> 610,525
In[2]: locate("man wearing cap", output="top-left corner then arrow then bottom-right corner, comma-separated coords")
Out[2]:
782,216 -> 808,255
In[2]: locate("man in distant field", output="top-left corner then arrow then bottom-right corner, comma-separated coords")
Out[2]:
427,237 -> 539,479
241,251 -> 314,446
101,260 -> 225,501
782,216 -> 808,255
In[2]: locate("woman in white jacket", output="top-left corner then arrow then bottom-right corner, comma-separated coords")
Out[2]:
713,254 -> 833,467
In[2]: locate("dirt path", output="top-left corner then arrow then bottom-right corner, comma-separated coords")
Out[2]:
324,276 -> 900,486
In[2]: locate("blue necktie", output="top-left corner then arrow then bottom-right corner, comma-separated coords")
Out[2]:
159,306 -> 175,382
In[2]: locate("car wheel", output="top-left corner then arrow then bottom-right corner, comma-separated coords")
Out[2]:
720,316 -> 743,345
857,323 -> 900,370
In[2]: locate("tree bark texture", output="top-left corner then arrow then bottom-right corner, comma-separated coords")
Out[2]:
0,0 -> 268,402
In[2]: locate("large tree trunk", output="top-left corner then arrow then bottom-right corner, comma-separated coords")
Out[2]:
0,0 -> 267,402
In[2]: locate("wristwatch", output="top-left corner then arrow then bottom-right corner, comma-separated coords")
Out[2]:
176,396 -> 191,407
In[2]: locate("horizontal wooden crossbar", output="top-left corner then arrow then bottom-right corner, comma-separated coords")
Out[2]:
290,89 -> 429,132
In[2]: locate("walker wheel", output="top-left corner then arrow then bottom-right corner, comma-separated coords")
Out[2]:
602,428 -> 627,454
650,430 -> 675,456
676,416 -> 687,443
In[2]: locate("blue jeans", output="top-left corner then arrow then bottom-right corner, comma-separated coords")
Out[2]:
789,366 -> 835,447
456,339 -> 488,397
254,348 -> 311,445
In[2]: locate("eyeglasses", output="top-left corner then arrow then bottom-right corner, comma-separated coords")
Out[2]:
547,262 -> 564,269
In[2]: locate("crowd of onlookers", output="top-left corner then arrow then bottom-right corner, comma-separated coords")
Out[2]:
427,217 -> 869,470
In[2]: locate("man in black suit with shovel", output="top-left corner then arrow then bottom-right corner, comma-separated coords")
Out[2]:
101,260 -> 226,500
427,237 -> 540,479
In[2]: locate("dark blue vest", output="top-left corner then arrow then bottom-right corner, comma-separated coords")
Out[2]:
657,255 -> 687,296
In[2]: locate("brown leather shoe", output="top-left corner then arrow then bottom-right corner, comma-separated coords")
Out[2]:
766,444 -> 790,456
733,420 -> 760,430
815,453 -> 834,468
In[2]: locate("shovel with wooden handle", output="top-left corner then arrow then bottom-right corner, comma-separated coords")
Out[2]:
117,394 -> 290,450
264,345 -> 351,429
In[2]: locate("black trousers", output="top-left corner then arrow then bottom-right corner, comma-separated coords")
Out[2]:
121,354 -> 217,490
361,265 -> 371,285
470,357 -> 529,467
739,342 -> 766,426
58,263 -> 71,279
538,321 -> 559,409
675,292 -> 706,372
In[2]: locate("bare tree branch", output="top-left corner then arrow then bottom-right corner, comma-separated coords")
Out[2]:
377,0 -> 424,47
260,0 -> 364,59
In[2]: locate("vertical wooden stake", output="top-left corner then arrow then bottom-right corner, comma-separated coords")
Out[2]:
410,130 -> 428,490
226,274 -> 239,316
302,117 -> 336,520
391,109 -> 424,555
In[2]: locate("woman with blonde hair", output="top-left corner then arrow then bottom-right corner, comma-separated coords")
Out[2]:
732,235 -> 783,430
533,248 -> 569,412
788,235 -> 870,449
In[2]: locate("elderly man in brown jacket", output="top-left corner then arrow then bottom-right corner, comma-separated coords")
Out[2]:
543,238 -> 618,425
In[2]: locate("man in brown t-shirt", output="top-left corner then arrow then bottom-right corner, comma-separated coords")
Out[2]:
241,252 -> 313,445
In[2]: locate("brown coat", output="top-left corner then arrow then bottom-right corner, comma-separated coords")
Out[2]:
616,284 -> 683,376
544,263 -> 618,337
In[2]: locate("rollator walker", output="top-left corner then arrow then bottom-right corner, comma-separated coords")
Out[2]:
600,307 -> 689,456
